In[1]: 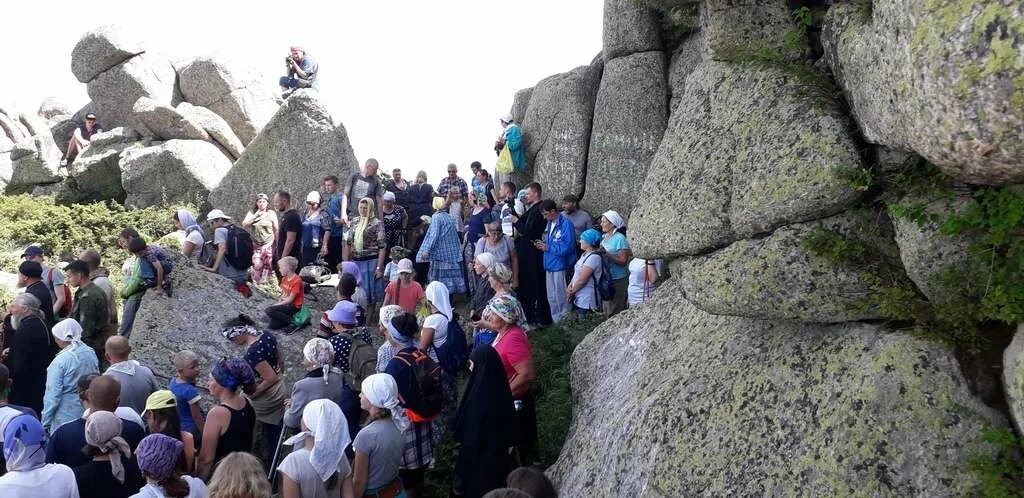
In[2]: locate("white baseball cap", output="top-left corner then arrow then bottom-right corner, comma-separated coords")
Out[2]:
306,191 -> 321,204
206,209 -> 231,221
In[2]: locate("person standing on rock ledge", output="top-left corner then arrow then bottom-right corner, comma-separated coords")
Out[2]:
280,46 -> 318,98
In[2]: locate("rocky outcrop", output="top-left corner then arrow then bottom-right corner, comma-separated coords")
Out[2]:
62,128 -> 142,203
520,64 -> 602,202
700,0 -> 796,60
510,87 -> 532,125
175,102 -> 245,160
672,209 -> 915,322
130,251 -> 329,389
550,279 -> 1008,496
208,90 -> 357,219
70,25 -> 145,83
132,97 -> 209,142
87,53 -> 178,129
1006,324 -> 1024,435
177,56 -> 279,144
602,0 -> 662,60
0,110 -> 30,144
38,97 -> 72,120
668,33 -> 703,112
8,133 -> 62,193
822,1 -> 1024,185
630,61 -> 864,258
584,51 -> 667,216
120,139 -> 231,208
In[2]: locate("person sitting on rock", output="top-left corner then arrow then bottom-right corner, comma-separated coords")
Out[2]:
280,46 -> 318,98
61,113 -> 102,167
203,209 -> 251,297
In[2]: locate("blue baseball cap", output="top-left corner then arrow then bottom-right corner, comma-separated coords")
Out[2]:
21,245 -> 44,258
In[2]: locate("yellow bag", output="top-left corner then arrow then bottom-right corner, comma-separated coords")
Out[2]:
496,145 -> 514,174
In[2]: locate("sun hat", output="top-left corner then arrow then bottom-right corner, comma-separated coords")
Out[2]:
397,258 -> 414,274
206,209 -> 231,221
142,390 -> 176,416
306,191 -> 321,204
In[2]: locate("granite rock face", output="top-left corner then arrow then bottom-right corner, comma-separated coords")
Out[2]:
1005,324 -> 1024,436
630,61 -> 864,258
177,56 -> 280,144
87,53 -> 178,129
132,97 -> 210,142
700,0 -> 797,60
603,0 -> 662,59
207,90 -> 357,220
120,139 -> 232,208
175,102 -> 245,160
70,25 -> 145,83
822,1 -> 1024,185
550,279 -> 1008,497
672,209 -> 916,322
584,51 -> 668,216
510,87 -> 533,125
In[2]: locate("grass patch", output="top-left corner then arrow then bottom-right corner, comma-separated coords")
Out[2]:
423,314 -> 605,497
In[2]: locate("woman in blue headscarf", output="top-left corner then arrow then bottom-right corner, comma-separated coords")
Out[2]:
0,414 -> 78,496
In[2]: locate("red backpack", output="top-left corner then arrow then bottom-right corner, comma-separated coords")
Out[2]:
49,268 -> 72,318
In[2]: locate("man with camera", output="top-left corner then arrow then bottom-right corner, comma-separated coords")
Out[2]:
279,46 -> 319,98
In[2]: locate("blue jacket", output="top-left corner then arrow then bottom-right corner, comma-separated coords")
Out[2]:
543,214 -> 577,272
505,124 -> 527,171
42,342 -> 98,431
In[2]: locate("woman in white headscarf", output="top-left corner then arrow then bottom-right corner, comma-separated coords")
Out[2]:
420,281 -> 458,447
278,399 -> 353,498
375,305 -> 405,373
352,374 -> 406,498
73,410 -> 145,498
172,209 -> 206,261
0,414 -> 78,496
599,210 -> 632,317
41,319 -> 99,432
284,339 -> 346,430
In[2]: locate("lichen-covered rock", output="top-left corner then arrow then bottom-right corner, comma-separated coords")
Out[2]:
175,102 -> 245,160
208,90 -> 357,220
120,139 -> 232,208
130,251 -> 330,390
630,61 -> 863,258
550,279 -> 1008,496
672,209 -> 914,322
1005,323 -> 1024,436
510,87 -> 532,125
87,53 -> 177,130
822,1 -> 1024,185
70,25 -> 145,83
668,33 -> 703,112
700,0 -> 796,60
132,97 -> 210,142
889,191 -> 975,306
585,51 -> 667,216
603,0 -> 662,59
177,56 -> 279,144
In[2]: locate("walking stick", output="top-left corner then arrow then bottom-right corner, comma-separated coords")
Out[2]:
268,423 -> 290,485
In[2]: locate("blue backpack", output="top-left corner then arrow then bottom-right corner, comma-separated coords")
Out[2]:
588,252 -> 615,302
432,312 -> 469,375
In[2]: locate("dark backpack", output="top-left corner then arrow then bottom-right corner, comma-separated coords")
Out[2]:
47,268 -> 72,318
338,330 -> 377,392
590,252 -> 615,302
431,312 -> 469,375
394,350 -> 443,421
223,225 -> 254,270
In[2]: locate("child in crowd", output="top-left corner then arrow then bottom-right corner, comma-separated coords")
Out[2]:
265,256 -> 304,333
168,350 -> 206,445
383,246 -> 408,283
383,259 -> 425,315
127,237 -> 173,296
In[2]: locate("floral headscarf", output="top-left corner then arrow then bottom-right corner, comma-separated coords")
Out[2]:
221,323 -> 261,341
485,295 -> 521,325
303,338 -> 335,384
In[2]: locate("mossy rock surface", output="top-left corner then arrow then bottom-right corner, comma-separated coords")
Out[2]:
550,277 -> 1008,496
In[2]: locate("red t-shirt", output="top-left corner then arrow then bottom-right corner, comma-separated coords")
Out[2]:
280,274 -> 304,308
493,326 -> 531,396
385,281 -> 424,315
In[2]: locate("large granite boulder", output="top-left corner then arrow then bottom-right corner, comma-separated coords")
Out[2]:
87,53 -> 178,129
822,1 -> 1024,185
130,251 -> 322,389
132,97 -> 209,142
177,56 -> 280,144
63,128 -> 142,203
550,279 -> 1008,496
700,0 -> 797,60
0,111 -> 30,144
668,33 -> 703,112
38,97 -> 73,120
672,209 -> 916,322
1005,323 -> 1024,435
520,64 -> 602,202
510,87 -> 532,125
208,90 -> 357,220
8,133 -> 62,192
175,102 -> 245,160
120,139 -> 232,208
584,51 -> 667,216
603,0 -> 662,60
0,145 -> 12,192
70,25 -> 145,83
630,61 -> 864,258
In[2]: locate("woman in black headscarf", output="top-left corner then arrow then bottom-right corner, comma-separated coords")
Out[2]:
451,345 -> 519,498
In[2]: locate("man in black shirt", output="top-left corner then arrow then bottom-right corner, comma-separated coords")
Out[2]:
17,260 -> 55,327
511,182 -> 553,327
4,293 -> 54,415
274,190 -> 303,279
46,375 -> 146,468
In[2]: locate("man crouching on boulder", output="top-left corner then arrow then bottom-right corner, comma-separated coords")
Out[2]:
279,46 -> 318,98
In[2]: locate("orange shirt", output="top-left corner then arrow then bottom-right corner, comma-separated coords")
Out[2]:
280,274 -> 304,308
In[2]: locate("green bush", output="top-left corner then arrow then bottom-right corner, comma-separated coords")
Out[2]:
0,194 -> 195,278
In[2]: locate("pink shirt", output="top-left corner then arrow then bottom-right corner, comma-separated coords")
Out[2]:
493,326 -> 531,391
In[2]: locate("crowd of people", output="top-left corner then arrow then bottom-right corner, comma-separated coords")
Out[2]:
0,111 -> 662,497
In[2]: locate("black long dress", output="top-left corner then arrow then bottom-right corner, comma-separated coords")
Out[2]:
6,314 -> 55,414
452,346 -> 519,498
513,202 -> 552,326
